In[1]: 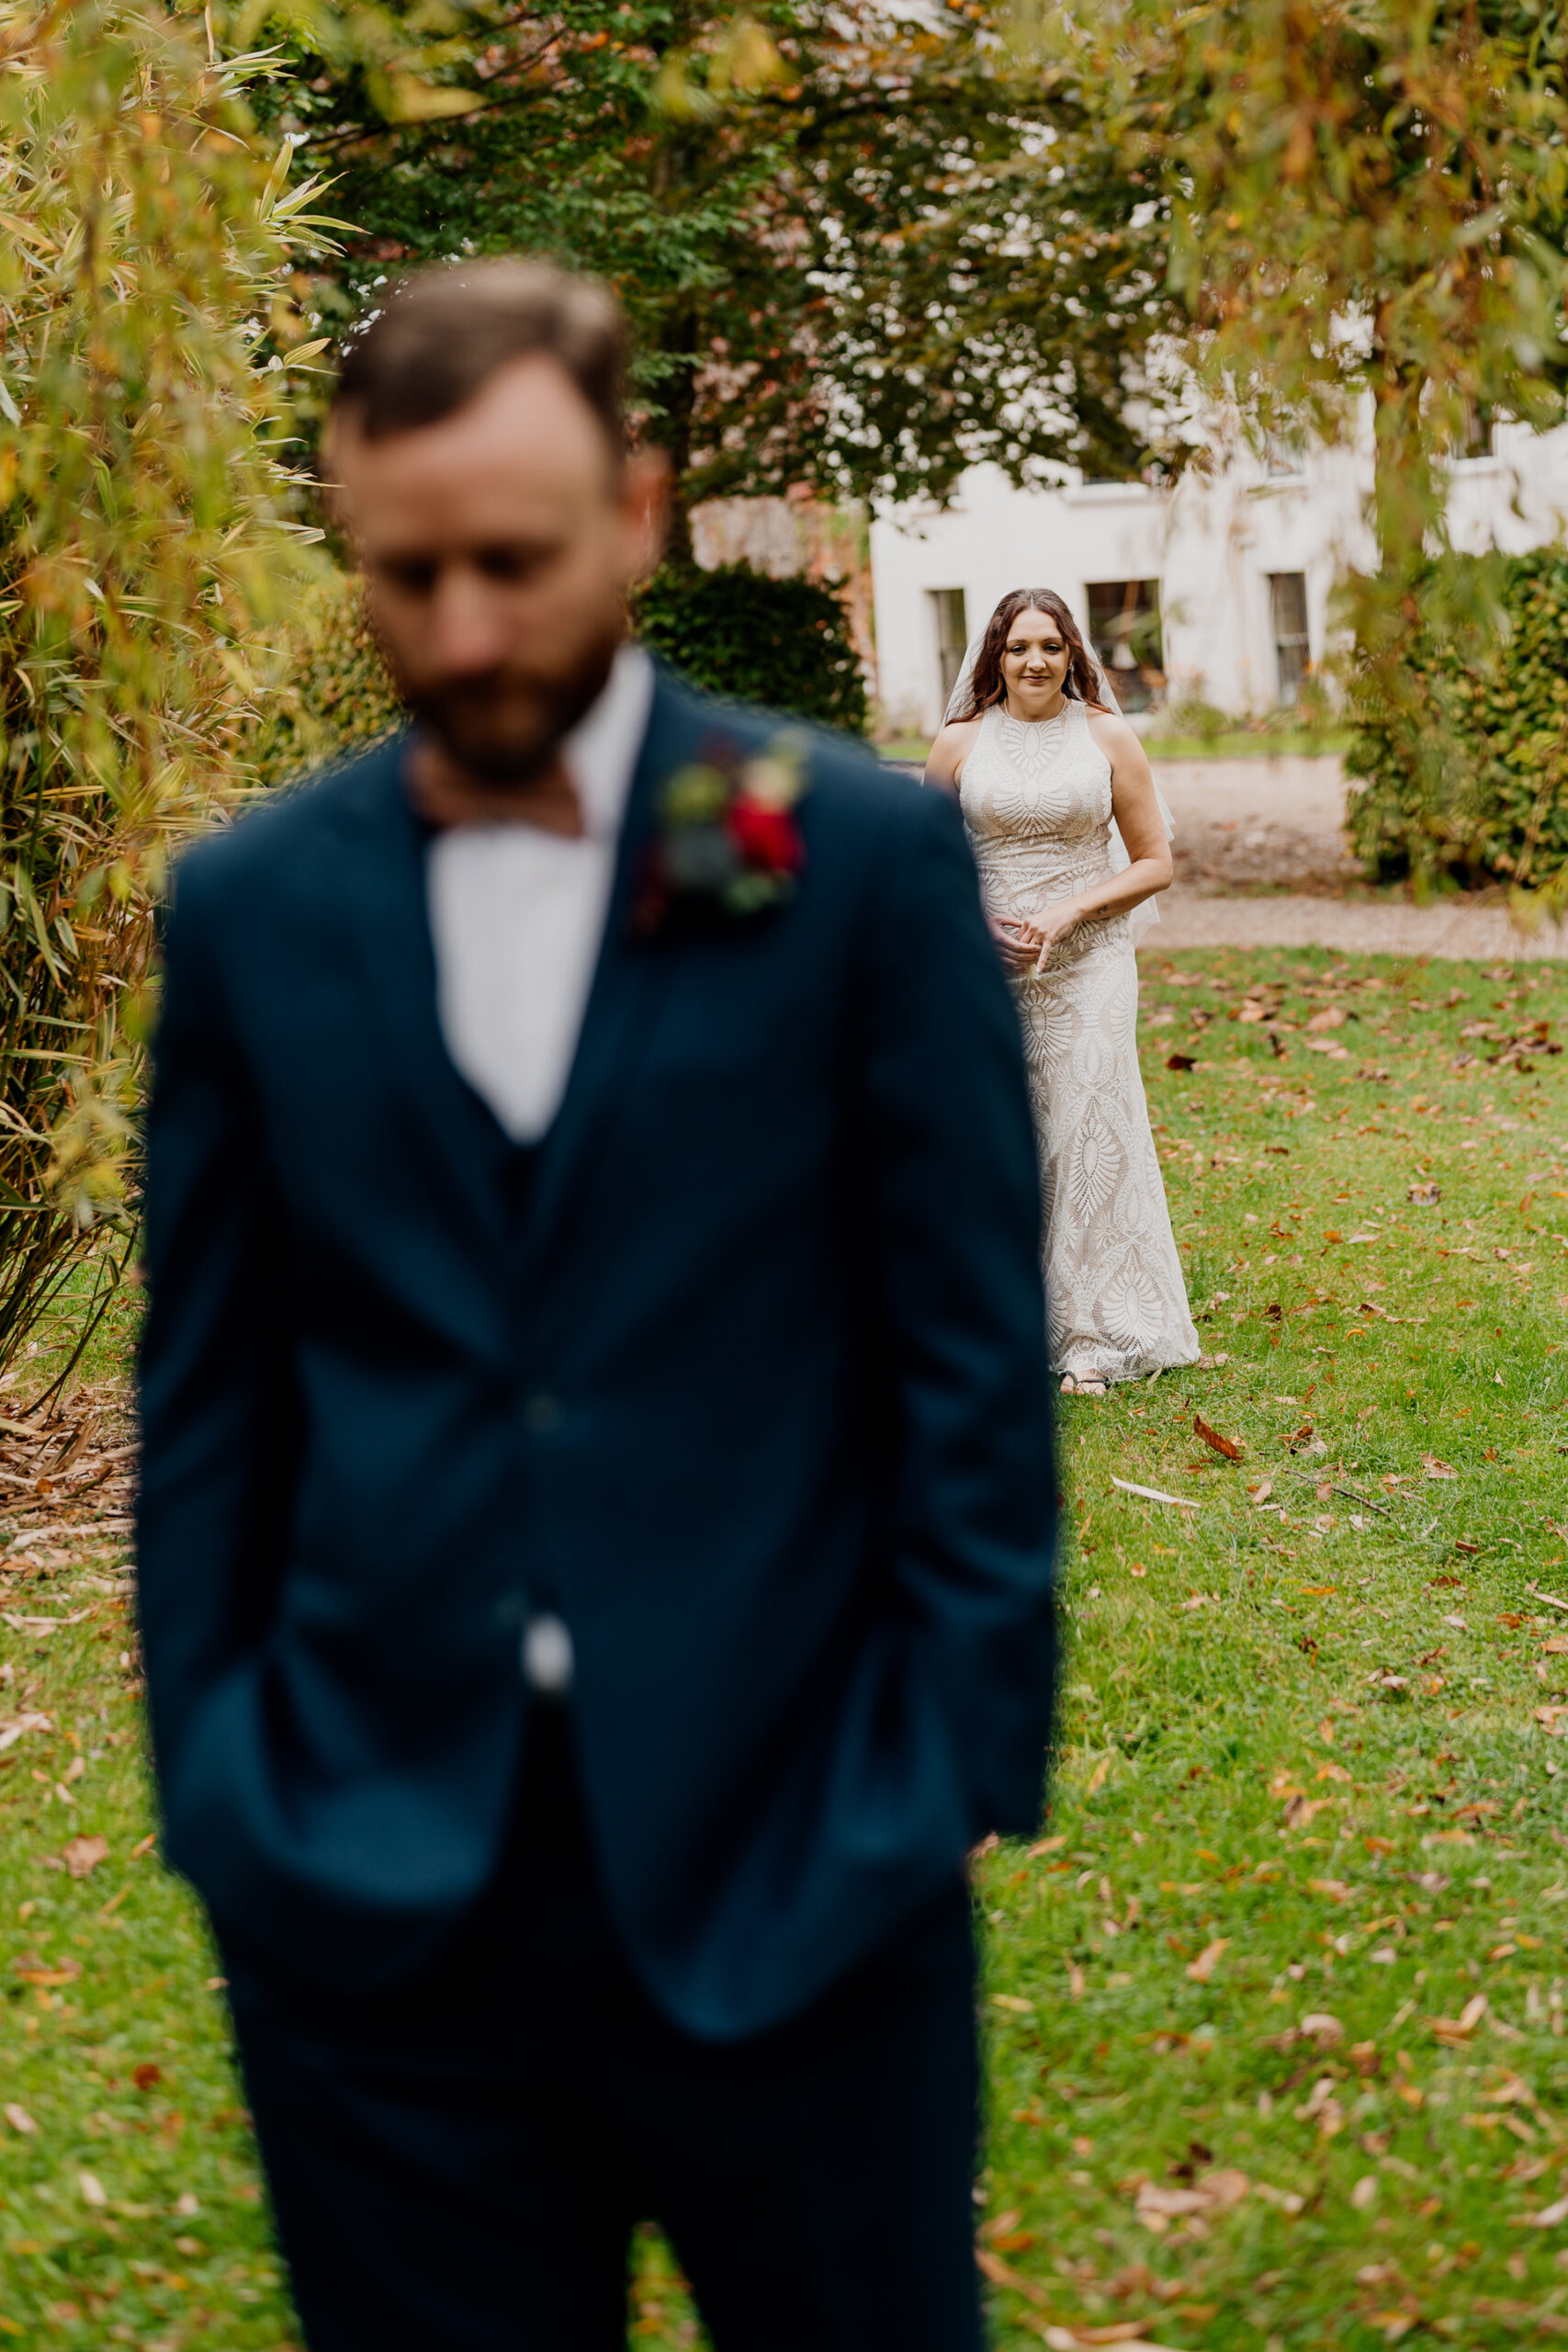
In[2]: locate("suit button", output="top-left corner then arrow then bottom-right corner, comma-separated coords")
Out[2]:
523,1391 -> 562,1435
523,1613 -> 574,1693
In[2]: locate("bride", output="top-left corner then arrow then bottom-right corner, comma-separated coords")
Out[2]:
925,587 -> 1200,1395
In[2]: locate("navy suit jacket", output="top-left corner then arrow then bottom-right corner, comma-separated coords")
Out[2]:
137,668 -> 1057,2041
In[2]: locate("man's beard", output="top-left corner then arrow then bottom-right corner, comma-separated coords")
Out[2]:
401,625 -> 621,787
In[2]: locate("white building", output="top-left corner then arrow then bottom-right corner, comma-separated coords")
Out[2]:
870,421 -> 1568,738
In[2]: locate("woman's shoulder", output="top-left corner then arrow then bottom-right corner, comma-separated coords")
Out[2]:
1082,705 -> 1145,760
923,713 -> 986,793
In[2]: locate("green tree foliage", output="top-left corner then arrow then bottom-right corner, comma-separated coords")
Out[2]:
635,560 -> 867,730
1021,1 -> 1568,884
1347,546 -> 1568,905
251,0 -> 1184,539
1025,0 -> 1568,568
0,0 -> 332,1377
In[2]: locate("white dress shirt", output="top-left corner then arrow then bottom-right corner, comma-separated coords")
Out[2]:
425,642 -> 654,1694
426,642 -> 655,1145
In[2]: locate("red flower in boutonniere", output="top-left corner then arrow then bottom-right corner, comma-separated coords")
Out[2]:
632,732 -> 808,935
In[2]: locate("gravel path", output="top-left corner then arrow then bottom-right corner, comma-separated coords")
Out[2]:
1146,752 -> 1568,961
1142,886 -> 1568,962
887,749 -> 1568,960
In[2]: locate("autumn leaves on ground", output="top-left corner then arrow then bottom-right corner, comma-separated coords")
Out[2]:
2,946 -> 1566,2351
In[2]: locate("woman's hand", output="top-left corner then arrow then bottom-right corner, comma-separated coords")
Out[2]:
990,907 -> 1080,976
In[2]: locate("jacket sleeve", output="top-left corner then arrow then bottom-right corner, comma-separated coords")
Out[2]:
853,783 -> 1057,1838
135,854 -> 298,1810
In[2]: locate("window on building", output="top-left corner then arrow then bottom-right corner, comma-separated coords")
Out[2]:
1269,572 -> 1311,704
1085,582 -> 1164,713
930,588 -> 968,709
1264,433 -> 1305,479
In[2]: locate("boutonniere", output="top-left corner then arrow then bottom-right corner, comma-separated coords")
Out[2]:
632,732 -> 808,935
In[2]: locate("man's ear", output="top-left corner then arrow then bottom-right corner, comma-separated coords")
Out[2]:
623,447 -> 671,582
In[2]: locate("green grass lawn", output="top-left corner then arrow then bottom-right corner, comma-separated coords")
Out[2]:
4,946 -> 1567,2349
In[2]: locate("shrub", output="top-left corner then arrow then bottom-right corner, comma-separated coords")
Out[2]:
633,561 -> 869,735
248,571 -> 403,788
0,2 -> 331,1381
1346,548 -> 1568,906
1160,693 -> 1230,745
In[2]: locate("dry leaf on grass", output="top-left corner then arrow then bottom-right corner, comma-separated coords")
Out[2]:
5,2103 -> 37,2134
1042,2329 -> 1184,2352
14,1952 -> 80,1986
0,1711 -> 53,1753
1422,1455 -> 1459,1480
62,1834 -> 108,1879
1185,1939 -> 1229,1984
1131,2169 -> 1249,2234
1409,1181 -> 1442,1206
1431,1995 -> 1489,2045
1193,1414 -> 1242,1463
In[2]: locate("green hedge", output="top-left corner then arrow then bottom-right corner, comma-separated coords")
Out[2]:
246,557 -> 870,790
246,571 -> 404,789
1346,547 -> 1568,906
633,560 -> 869,734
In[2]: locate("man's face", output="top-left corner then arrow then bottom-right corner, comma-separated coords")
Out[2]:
330,357 -> 665,783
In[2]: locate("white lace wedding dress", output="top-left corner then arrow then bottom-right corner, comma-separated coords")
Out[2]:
960,699 -> 1201,1385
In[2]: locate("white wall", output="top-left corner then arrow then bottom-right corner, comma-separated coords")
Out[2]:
870,423 -> 1568,738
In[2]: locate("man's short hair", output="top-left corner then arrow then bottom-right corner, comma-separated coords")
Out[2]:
332,258 -> 628,456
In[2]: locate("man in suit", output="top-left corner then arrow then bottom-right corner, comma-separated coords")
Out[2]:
138,258 -> 1056,2352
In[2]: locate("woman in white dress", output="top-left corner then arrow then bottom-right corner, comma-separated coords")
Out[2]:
925,588 -> 1200,1395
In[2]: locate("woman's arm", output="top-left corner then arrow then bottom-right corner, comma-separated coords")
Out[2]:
921,719 -> 979,799
1008,712 -> 1173,974
921,718 -> 1036,967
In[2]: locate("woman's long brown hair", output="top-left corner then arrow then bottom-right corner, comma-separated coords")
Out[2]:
953,588 -> 1110,720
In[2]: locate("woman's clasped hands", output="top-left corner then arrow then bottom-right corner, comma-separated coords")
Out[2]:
989,904 -> 1079,977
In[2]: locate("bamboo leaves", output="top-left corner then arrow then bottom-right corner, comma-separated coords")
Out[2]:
0,0 -> 333,1374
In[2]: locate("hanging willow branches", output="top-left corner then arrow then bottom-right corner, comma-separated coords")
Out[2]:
0,0 -> 335,1382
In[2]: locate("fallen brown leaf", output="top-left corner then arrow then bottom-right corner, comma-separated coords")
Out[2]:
1185,1939 -> 1229,1984
62,1834 -> 108,1880
14,1952 -> 80,1986
1193,1413 -> 1242,1463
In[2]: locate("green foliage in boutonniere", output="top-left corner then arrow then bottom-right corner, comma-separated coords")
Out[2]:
633,733 -> 808,934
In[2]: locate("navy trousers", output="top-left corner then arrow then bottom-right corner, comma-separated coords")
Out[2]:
220,1710 -> 984,2352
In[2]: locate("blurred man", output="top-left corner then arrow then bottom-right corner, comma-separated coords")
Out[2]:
138,259 -> 1056,2352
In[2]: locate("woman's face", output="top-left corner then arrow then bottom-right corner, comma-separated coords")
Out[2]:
998,607 -> 1071,707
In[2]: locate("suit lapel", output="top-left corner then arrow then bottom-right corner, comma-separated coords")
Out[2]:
520,672 -> 701,1282
328,738 -> 514,1221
